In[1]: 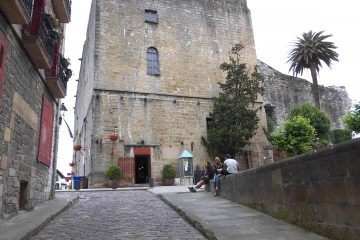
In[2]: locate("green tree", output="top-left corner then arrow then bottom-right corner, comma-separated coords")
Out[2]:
343,103 -> 360,134
202,44 -> 264,157
289,103 -> 331,139
106,165 -> 122,181
287,31 -> 339,109
271,116 -> 315,157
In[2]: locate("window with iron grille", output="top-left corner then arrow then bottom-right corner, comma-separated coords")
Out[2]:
0,36 -> 7,96
147,47 -> 160,76
145,9 -> 158,24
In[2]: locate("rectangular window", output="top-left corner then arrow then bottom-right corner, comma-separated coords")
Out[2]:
37,95 -> 55,167
0,36 -> 7,96
206,117 -> 214,130
145,9 -> 158,24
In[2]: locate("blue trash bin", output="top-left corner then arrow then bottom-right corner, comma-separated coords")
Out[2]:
73,176 -> 85,190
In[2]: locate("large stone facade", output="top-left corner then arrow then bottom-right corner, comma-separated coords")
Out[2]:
258,60 -> 352,130
0,1 -> 70,219
74,0 -> 269,187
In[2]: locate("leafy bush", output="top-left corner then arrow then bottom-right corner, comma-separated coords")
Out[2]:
163,164 -> 176,179
271,116 -> 315,157
106,165 -> 122,181
330,129 -> 352,144
343,103 -> 360,134
289,103 -> 331,139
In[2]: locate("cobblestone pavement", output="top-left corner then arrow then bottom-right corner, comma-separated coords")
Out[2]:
30,191 -> 205,240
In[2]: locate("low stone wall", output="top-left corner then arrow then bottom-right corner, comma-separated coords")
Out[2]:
212,139 -> 360,240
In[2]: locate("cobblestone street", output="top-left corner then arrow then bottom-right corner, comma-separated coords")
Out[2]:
30,191 -> 205,240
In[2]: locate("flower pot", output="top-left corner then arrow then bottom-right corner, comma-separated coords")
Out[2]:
111,180 -> 119,189
73,144 -> 82,151
109,134 -> 119,142
163,178 -> 174,186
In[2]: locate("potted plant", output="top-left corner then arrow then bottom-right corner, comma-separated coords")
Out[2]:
106,165 -> 122,189
163,164 -> 176,186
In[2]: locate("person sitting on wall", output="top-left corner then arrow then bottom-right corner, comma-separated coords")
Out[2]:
188,161 -> 215,192
213,156 -> 228,196
224,154 -> 239,174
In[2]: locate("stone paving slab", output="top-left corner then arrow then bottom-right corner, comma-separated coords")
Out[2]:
160,191 -> 329,240
30,191 -> 205,240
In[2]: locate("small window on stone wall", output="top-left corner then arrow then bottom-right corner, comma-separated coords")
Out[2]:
206,117 -> 214,130
19,181 -> 28,210
145,9 -> 158,24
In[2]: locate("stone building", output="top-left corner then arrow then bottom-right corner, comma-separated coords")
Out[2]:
258,60 -> 352,130
73,0 -> 269,187
0,0 -> 71,219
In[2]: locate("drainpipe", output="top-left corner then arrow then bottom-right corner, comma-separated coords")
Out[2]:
50,100 -> 61,199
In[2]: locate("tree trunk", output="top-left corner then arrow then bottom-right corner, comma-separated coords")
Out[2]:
310,66 -> 321,109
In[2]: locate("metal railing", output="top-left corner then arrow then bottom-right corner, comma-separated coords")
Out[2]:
21,0 -> 33,18
45,56 -> 68,93
39,23 -> 54,62
65,0 -> 72,16
22,11 -> 54,65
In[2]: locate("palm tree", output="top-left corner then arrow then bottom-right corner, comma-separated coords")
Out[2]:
287,30 -> 339,109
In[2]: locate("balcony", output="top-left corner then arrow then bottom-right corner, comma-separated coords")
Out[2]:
45,55 -> 71,98
22,17 -> 54,69
52,0 -> 71,23
0,0 -> 32,24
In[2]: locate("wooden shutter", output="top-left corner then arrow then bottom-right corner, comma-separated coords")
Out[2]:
37,95 -> 55,167
0,36 -> 7,95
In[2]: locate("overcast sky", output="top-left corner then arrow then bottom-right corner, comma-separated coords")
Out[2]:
57,0 -> 360,176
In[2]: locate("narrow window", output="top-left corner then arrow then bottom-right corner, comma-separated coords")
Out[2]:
147,47 -> 160,76
0,36 -> 7,96
144,9 -> 158,24
206,117 -> 214,130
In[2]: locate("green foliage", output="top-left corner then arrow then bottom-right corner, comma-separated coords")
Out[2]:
271,116 -> 315,156
287,31 -> 339,76
106,165 -> 122,181
163,164 -> 176,179
330,129 -> 352,144
289,103 -> 331,139
343,103 -> 360,134
287,31 -> 338,109
202,44 -> 264,157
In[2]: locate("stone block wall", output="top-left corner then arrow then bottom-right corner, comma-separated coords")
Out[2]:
216,138 -> 360,240
75,0 -> 269,186
95,0 -> 258,96
259,60 -> 351,129
89,90 -> 213,186
0,14 -> 54,219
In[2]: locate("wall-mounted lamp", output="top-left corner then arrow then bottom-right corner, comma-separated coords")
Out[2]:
60,103 -> 68,117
